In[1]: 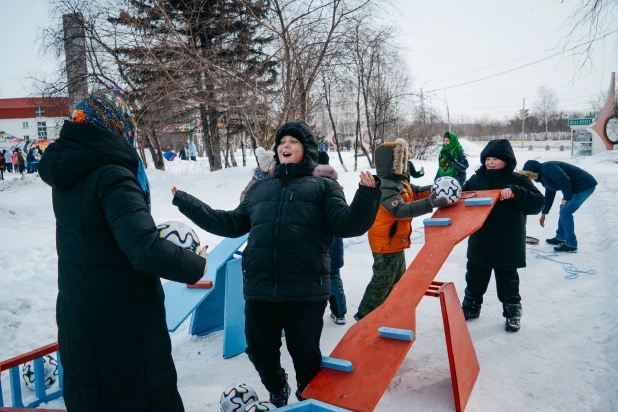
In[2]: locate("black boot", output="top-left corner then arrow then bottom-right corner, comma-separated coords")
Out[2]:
461,292 -> 481,320
546,238 -> 565,245
295,389 -> 305,402
503,303 -> 522,333
269,376 -> 291,407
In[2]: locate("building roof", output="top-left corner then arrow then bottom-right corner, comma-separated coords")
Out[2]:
0,97 -> 69,120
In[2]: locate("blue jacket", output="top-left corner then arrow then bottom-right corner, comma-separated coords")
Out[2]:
188,141 -> 197,157
523,160 -> 597,214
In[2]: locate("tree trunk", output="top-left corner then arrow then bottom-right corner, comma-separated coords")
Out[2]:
137,133 -> 148,169
144,130 -> 164,171
199,104 -> 223,171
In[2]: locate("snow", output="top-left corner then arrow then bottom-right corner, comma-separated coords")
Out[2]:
1,141 -> 616,411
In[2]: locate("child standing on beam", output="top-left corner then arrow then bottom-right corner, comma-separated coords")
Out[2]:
461,139 -> 544,332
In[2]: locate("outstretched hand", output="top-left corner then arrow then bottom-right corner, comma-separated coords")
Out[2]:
428,191 -> 449,208
171,186 -> 178,197
359,171 -> 377,187
540,214 -> 546,227
199,245 -> 209,274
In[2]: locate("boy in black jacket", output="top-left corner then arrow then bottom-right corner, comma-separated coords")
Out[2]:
462,140 -> 544,332
171,121 -> 381,406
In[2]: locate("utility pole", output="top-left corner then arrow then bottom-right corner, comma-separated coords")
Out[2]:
521,97 -> 526,149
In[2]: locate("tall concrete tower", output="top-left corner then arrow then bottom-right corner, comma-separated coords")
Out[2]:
62,13 -> 88,111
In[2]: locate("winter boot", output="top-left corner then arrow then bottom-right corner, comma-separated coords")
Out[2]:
331,312 -> 346,325
503,303 -> 522,333
295,389 -> 306,402
269,378 -> 291,408
546,238 -> 565,245
353,312 -> 364,322
461,292 -> 481,320
554,244 -> 577,253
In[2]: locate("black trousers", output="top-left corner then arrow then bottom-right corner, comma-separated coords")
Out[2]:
245,300 -> 327,394
465,260 -> 521,305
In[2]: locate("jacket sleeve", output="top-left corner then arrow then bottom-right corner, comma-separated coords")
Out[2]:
407,161 -> 424,178
173,190 -> 250,238
542,189 -> 556,214
451,152 -> 469,173
323,183 -> 381,238
507,176 -> 545,215
97,166 -> 205,284
545,164 -> 573,200
380,184 -> 433,219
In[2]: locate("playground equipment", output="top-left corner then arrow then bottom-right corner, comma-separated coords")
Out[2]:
0,343 -> 63,408
302,191 -> 501,412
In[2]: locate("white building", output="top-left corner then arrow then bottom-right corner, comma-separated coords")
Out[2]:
0,97 -> 69,140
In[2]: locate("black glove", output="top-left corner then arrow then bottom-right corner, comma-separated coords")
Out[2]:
441,150 -> 455,162
428,191 -> 449,208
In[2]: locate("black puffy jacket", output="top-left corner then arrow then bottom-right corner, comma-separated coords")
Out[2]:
173,122 -> 380,302
39,121 -> 205,412
463,140 -> 545,269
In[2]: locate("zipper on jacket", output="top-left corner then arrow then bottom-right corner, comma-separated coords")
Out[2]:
273,182 -> 289,301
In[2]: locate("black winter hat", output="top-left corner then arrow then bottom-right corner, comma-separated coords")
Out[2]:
318,151 -> 330,165
274,121 -> 319,167
480,139 -> 517,168
522,160 -> 542,173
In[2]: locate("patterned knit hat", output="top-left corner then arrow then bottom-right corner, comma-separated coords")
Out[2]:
255,147 -> 275,173
72,88 -> 150,210
71,87 -> 136,145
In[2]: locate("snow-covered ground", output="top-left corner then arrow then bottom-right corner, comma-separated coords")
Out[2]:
1,141 -> 616,411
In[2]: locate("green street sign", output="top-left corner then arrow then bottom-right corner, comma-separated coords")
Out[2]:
568,118 -> 593,126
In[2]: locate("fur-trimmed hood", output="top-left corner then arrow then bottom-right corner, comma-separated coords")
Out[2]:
375,138 -> 408,180
313,164 -> 338,181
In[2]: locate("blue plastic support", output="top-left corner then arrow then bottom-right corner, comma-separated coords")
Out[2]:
189,263 -> 227,336
464,197 -> 494,206
10,366 -> 24,407
222,258 -> 247,359
0,374 -> 4,406
423,218 -> 452,227
57,351 -> 63,389
276,399 -> 351,411
378,327 -> 415,341
321,356 -> 354,372
164,234 -> 248,332
34,357 -> 46,399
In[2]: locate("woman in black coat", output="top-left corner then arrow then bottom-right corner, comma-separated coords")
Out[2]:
462,139 -> 544,333
171,121 -> 381,407
39,88 -> 206,412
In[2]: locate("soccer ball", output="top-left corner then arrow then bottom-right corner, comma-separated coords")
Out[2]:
157,221 -> 201,254
22,355 -> 59,390
244,401 -> 277,411
432,176 -> 462,206
220,383 -> 259,412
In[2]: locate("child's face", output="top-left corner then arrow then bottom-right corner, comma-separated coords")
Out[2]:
443,137 -> 450,146
277,135 -> 304,164
485,157 -> 506,170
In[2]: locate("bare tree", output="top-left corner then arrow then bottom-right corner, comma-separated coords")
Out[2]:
533,86 -> 559,140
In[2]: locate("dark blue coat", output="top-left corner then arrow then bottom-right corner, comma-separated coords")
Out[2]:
523,161 -> 597,214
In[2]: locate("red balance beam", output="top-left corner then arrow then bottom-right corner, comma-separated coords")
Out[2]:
303,190 -> 499,411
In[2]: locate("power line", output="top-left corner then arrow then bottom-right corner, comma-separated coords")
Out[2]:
425,29 -> 618,93
422,30 -> 617,85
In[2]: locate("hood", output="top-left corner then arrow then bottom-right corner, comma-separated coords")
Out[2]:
375,138 -> 408,180
522,160 -> 542,174
273,121 -> 319,174
480,139 -> 517,170
313,164 -> 338,180
39,121 -> 140,190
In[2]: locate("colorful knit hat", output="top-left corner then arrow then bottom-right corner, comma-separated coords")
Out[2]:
71,87 -> 136,145
72,88 -> 150,210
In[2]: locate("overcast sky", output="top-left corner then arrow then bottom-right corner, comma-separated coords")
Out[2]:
0,0 -> 615,121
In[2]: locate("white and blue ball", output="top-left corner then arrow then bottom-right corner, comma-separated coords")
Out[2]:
432,176 -> 462,206
244,401 -> 277,411
221,383 -> 259,412
22,355 -> 59,390
157,221 -> 201,254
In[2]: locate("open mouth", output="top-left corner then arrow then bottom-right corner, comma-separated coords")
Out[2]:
282,150 -> 292,157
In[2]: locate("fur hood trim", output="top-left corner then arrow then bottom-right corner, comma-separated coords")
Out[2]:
393,138 -> 408,175
313,164 -> 338,180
